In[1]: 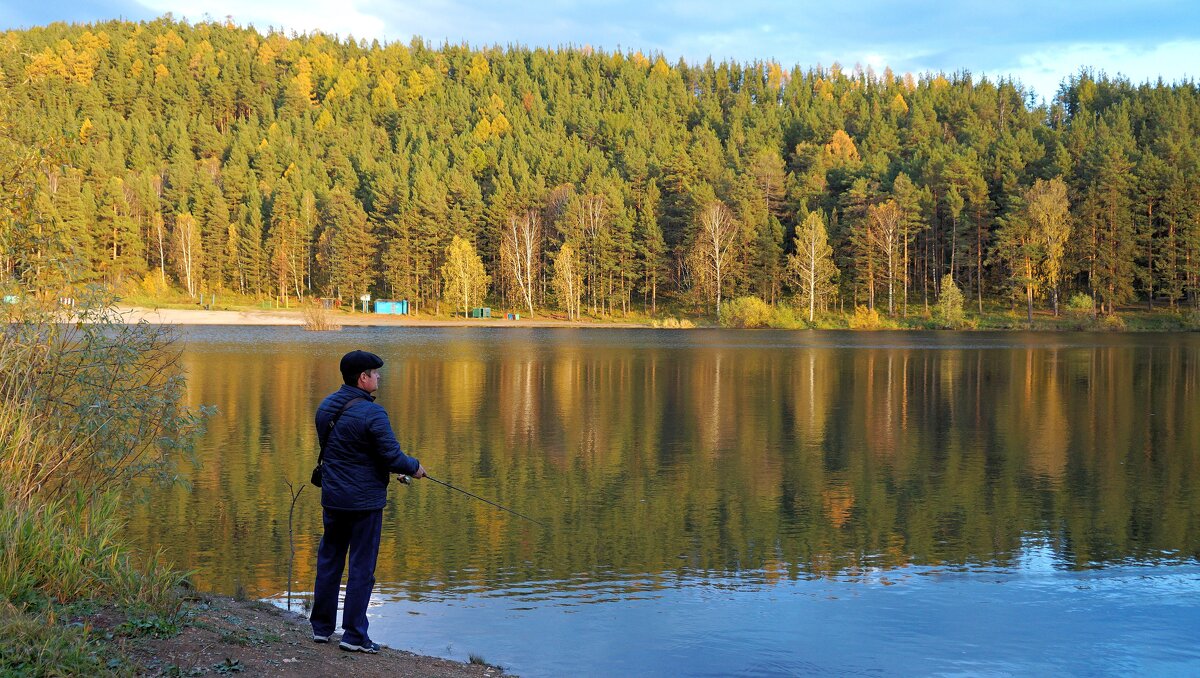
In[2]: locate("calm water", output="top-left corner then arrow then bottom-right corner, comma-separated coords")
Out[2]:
126,327 -> 1200,676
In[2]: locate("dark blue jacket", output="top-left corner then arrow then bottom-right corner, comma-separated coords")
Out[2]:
316,384 -> 420,511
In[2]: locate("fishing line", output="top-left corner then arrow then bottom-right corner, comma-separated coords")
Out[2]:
399,474 -> 548,528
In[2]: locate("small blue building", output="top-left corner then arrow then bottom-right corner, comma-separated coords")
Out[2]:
373,299 -> 410,315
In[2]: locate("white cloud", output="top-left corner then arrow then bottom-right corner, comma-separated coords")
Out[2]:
1009,40 -> 1200,102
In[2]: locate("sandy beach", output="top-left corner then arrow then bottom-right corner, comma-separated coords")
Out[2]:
119,306 -> 647,328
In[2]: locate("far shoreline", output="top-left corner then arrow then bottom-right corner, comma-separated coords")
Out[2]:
116,304 -> 1200,332
119,305 -> 649,328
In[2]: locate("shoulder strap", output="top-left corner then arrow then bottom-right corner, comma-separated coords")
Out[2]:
316,397 -> 367,464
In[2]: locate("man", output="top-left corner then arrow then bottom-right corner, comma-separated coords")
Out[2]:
310,349 -> 426,653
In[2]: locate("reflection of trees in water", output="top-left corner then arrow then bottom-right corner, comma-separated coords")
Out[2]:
127,336 -> 1200,597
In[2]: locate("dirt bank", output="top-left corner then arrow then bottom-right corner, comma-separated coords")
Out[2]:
112,593 -> 512,677
120,306 -> 645,328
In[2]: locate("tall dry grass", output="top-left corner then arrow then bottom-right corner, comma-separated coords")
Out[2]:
301,298 -> 340,331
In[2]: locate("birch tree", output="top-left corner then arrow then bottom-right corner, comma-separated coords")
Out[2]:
552,242 -> 583,320
173,212 -> 201,298
995,177 -> 1072,323
441,235 -> 489,318
692,199 -> 739,320
501,208 -> 540,317
868,200 -> 903,315
1028,178 -> 1071,316
787,211 -> 839,322
573,193 -> 608,314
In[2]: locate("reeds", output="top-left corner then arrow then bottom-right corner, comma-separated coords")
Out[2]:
0,492 -> 185,611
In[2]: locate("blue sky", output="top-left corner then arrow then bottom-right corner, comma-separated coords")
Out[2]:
3,1 -> 1199,102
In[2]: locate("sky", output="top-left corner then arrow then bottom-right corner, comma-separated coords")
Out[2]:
3,1 -> 1199,103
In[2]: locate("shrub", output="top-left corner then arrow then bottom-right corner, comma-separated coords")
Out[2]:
720,296 -> 773,328
0,290 -> 209,500
1065,292 -> 1096,315
652,316 -> 694,329
139,269 -> 171,298
301,298 -> 340,331
768,304 -> 807,329
1188,310 -> 1200,331
1099,313 -> 1126,332
936,275 -> 965,329
849,305 -> 885,330
0,288 -> 205,646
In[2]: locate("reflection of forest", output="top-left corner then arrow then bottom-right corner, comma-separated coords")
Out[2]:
125,333 -> 1200,597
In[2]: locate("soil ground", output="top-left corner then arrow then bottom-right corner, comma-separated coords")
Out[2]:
99,593 -> 512,677
120,305 -> 644,328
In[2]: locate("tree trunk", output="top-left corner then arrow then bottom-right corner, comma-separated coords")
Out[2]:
976,216 -> 984,314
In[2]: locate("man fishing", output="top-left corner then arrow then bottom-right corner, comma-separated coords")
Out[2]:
310,349 -> 426,654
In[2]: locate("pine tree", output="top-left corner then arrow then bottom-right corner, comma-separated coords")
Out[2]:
1078,114 -> 1137,313
266,179 -> 301,305
635,180 -> 667,315
322,188 -> 376,304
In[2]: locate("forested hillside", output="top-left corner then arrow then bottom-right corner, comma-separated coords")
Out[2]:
2,17 -> 1199,321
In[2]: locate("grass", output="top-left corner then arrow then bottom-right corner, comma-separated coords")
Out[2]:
0,492 -> 189,673
0,602 -> 124,677
469,653 -> 505,671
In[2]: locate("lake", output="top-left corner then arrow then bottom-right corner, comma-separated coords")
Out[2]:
125,326 -> 1200,676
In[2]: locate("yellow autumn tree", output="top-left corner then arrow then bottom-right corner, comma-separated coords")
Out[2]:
824,130 -> 860,165
441,236 -> 490,318
288,57 -> 317,109
467,54 -> 489,87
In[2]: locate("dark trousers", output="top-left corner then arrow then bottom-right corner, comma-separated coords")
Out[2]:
310,507 -> 383,645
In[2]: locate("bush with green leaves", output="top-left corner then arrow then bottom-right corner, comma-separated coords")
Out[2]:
652,316 -> 695,328
767,304 -> 807,329
0,289 -> 209,502
1065,292 -> 1096,315
936,275 -> 966,329
849,305 -> 894,330
720,296 -> 774,328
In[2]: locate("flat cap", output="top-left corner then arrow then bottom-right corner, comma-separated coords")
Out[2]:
340,350 -> 384,385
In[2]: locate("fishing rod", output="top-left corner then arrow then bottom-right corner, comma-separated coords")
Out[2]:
398,474 -> 548,528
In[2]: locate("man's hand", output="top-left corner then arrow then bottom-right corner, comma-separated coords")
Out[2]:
411,464 -> 428,479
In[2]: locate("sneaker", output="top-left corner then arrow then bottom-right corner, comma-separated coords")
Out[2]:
312,633 -> 331,643
339,640 -> 381,654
